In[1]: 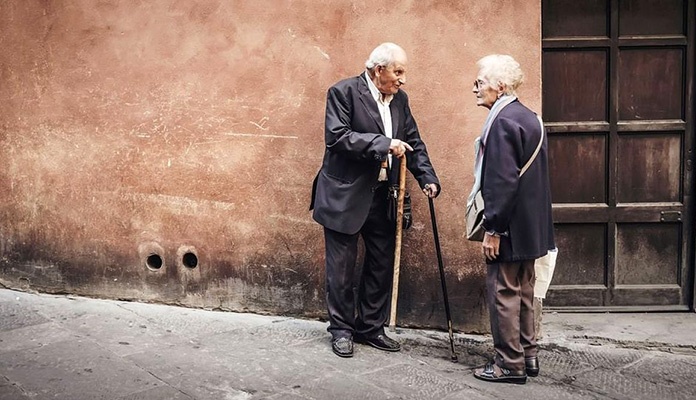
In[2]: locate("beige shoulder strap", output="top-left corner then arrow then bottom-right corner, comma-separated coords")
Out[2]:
519,115 -> 545,177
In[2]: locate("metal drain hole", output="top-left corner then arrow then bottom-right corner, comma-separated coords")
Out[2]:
182,252 -> 198,269
146,254 -> 163,270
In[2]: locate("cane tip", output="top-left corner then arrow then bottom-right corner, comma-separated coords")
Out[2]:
451,354 -> 458,363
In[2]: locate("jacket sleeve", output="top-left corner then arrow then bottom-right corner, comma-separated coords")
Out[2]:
481,116 -> 524,233
400,94 -> 441,194
324,85 -> 390,161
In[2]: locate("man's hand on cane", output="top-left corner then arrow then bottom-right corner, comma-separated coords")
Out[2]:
389,139 -> 412,158
390,139 -> 437,198
423,183 -> 438,198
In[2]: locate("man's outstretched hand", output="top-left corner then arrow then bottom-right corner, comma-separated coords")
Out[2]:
389,139 -> 413,158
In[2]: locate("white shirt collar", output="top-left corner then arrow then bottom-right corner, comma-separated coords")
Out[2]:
364,70 -> 393,105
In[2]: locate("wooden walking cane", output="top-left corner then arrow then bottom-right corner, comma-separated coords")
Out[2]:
388,155 -> 407,331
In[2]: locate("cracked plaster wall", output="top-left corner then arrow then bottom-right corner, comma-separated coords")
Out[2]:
0,0 -> 540,332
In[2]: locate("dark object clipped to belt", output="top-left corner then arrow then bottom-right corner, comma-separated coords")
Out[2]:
387,184 -> 412,229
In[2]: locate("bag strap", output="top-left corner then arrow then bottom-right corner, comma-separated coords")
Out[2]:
519,115 -> 545,177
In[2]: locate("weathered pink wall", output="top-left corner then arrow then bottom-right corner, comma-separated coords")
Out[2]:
0,0 -> 540,332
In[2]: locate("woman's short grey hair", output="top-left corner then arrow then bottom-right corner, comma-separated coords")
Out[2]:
365,42 -> 405,70
476,54 -> 524,96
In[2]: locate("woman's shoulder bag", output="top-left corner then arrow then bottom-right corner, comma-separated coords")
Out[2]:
466,115 -> 545,241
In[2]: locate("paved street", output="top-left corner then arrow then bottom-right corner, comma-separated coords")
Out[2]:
1,288 -> 695,399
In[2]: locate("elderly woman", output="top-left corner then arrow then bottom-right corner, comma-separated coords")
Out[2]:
469,55 -> 555,384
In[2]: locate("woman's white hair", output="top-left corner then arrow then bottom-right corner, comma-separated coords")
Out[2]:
476,54 -> 524,96
365,42 -> 405,70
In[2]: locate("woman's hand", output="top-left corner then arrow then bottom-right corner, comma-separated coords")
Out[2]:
482,233 -> 500,261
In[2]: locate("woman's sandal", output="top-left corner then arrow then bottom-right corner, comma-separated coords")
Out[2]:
473,363 -> 527,384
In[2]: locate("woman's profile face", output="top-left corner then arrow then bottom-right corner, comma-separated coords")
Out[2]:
472,75 -> 500,109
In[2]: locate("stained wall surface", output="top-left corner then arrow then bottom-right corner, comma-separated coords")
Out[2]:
0,0 -> 540,332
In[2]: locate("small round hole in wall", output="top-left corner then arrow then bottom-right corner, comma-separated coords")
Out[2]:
182,252 -> 198,269
146,254 -> 163,270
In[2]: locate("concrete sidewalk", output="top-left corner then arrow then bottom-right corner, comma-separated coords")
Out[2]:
1,288 -> 694,400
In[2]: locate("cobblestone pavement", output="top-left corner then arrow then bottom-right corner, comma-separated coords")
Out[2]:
1,288 -> 694,399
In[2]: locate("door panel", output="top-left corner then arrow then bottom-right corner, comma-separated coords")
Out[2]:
542,0 -> 694,310
542,0 -> 607,37
616,133 -> 682,202
619,0 -> 685,36
548,134 -> 607,203
552,224 -> 607,286
618,48 -> 684,120
543,50 -> 608,122
616,223 -> 681,285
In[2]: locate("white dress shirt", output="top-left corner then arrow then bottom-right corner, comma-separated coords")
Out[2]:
365,71 -> 393,180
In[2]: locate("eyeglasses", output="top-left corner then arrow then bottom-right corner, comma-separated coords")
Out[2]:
473,79 -> 488,90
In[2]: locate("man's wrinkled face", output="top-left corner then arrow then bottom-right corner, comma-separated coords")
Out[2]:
375,52 -> 407,95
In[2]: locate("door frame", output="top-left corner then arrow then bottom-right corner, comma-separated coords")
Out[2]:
689,0 -> 696,312
542,0 -> 696,311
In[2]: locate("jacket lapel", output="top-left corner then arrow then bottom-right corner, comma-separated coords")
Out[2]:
358,74 -> 385,135
390,101 -> 400,139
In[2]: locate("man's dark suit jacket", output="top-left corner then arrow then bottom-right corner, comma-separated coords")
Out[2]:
481,100 -> 555,262
310,73 -> 440,235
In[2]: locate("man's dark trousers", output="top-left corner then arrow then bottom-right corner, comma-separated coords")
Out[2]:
324,183 -> 396,340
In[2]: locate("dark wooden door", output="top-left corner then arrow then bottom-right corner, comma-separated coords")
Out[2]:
542,0 -> 695,310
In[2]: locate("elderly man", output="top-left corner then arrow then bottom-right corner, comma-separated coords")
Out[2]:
310,42 -> 441,358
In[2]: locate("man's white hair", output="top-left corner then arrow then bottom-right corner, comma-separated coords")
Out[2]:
365,42 -> 406,70
476,54 -> 524,96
